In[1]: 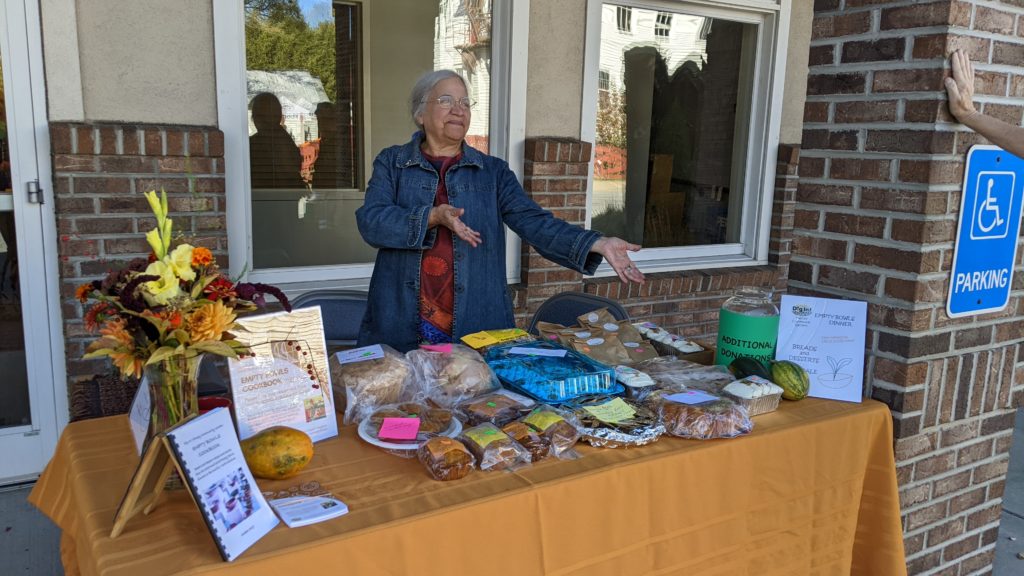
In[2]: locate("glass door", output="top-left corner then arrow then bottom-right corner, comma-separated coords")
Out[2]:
0,0 -> 62,484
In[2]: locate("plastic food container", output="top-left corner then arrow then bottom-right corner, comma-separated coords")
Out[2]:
483,341 -> 620,403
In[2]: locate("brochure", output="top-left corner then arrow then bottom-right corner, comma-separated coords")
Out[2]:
164,408 -> 279,561
775,295 -> 867,403
269,494 -> 349,528
228,307 -> 338,442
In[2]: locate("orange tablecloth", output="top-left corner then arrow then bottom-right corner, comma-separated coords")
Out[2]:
30,398 -> 906,575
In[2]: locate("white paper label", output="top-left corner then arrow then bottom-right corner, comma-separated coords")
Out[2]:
586,337 -> 605,346
587,312 -> 599,323
128,376 -> 152,456
623,342 -> 639,348
663,390 -> 720,405
336,344 -> 385,364
574,331 -> 592,338
603,322 -> 620,332
508,346 -> 568,358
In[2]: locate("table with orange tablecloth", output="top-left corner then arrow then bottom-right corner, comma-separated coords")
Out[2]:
29,398 -> 907,576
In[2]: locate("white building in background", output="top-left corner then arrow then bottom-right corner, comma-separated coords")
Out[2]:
434,0 -> 492,151
598,4 -> 709,94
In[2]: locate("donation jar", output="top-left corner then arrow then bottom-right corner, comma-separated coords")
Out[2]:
714,286 -> 780,366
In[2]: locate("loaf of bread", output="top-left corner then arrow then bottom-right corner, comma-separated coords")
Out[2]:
407,345 -> 500,407
459,423 -> 530,471
331,345 -> 413,425
660,397 -> 752,439
501,421 -> 552,462
417,437 -> 475,481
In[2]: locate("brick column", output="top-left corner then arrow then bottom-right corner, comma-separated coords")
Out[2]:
796,2 -> 1024,573
51,123 -> 228,386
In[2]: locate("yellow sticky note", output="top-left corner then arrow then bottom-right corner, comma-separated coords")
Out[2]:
583,398 -> 636,424
490,328 -> 528,343
524,410 -> 565,432
461,331 -> 500,349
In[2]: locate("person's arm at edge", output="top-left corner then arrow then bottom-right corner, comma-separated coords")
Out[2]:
945,48 -> 1024,160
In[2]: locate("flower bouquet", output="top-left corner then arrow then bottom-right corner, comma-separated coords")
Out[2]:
77,190 -> 290,439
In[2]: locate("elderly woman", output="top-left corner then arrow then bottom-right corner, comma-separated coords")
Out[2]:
356,70 -> 644,352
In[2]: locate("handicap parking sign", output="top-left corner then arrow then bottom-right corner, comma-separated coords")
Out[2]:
947,146 -> 1024,317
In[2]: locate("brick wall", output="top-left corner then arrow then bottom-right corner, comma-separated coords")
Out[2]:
798,1 -> 1024,573
511,136 -> 797,340
51,122 -> 227,384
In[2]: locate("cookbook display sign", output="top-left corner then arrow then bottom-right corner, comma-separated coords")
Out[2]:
228,307 -> 338,442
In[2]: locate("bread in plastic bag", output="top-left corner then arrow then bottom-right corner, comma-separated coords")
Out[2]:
521,405 -> 581,458
631,356 -> 733,392
330,344 -> 414,425
459,422 -> 531,471
406,344 -> 500,408
659,395 -> 753,439
458,390 -> 535,427
501,421 -> 552,462
417,437 -> 475,481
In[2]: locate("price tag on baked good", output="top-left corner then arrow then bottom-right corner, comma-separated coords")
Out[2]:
584,398 -> 636,423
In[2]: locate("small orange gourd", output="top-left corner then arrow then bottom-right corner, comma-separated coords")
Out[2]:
240,426 -> 314,480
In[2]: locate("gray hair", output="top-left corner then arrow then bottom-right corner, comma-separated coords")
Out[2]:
410,69 -> 469,130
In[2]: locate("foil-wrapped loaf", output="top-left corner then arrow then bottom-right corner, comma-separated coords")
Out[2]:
569,395 -> 665,448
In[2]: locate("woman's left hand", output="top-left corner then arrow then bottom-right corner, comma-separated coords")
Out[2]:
591,237 -> 644,284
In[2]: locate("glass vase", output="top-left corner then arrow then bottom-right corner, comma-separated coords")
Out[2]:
145,353 -> 203,444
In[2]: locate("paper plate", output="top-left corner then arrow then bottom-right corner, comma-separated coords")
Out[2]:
357,416 -> 463,451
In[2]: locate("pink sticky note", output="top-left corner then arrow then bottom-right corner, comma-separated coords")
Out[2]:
378,417 -> 421,441
421,343 -> 453,354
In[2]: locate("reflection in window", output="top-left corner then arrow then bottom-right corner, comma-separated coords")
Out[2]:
593,4 -> 754,249
616,6 -> 632,33
243,0 -> 492,270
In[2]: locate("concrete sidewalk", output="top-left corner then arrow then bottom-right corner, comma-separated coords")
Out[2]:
994,408 -> 1024,574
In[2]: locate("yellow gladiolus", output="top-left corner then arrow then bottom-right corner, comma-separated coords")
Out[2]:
142,260 -> 182,305
166,244 -> 196,282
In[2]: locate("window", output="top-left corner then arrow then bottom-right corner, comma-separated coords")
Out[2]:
585,1 -> 787,274
216,0 -> 524,285
616,6 -> 632,33
655,12 -> 672,37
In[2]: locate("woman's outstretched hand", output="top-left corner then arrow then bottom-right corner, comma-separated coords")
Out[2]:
945,49 -> 977,123
429,204 -> 482,247
592,237 -> 644,284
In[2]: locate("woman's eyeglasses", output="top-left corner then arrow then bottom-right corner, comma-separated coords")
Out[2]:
425,95 -> 476,110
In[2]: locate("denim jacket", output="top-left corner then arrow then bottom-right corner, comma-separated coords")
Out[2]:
355,132 -> 603,351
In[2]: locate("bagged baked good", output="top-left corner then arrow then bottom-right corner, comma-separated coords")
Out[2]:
407,344 -> 501,408
501,421 -> 552,462
522,405 -> 581,458
659,394 -> 753,439
570,395 -> 664,448
567,331 -> 632,366
459,423 -> 531,471
631,356 -> 734,392
359,404 -> 460,458
417,437 -> 475,481
330,344 -> 414,425
614,365 -> 657,400
633,322 -> 705,355
458,390 -> 535,427
577,308 -> 621,330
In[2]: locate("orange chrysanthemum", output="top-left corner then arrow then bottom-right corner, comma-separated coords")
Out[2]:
188,300 -> 236,343
75,283 -> 94,303
191,247 -> 214,267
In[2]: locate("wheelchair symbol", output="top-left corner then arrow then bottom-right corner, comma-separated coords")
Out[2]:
970,171 -> 1014,240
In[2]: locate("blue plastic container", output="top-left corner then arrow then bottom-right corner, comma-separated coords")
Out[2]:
483,340 -> 620,403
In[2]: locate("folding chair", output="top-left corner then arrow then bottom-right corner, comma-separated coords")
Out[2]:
526,290 -> 630,334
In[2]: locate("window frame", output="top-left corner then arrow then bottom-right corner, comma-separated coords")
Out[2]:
213,0 -> 529,289
581,0 -> 790,276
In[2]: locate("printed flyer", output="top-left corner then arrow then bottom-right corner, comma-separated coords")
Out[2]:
775,295 -> 867,403
228,307 -> 337,442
